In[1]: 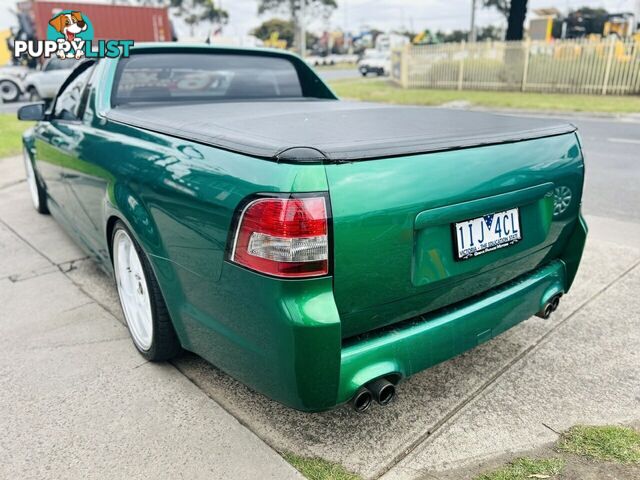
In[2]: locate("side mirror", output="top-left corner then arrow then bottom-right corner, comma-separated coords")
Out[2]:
17,102 -> 47,121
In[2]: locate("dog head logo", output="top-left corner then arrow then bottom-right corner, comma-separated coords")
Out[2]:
13,9 -> 132,60
48,11 -> 88,42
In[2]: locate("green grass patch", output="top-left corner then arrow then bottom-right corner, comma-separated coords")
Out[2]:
0,114 -> 32,158
282,452 -> 361,480
476,457 -> 565,480
557,425 -> 640,464
328,79 -> 640,114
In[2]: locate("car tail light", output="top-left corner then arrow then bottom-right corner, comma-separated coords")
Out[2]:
230,195 -> 330,278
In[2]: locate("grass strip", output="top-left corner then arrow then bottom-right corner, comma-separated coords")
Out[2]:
328,79 -> 640,114
557,425 -> 640,464
476,457 -> 565,480
0,114 -> 32,158
282,452 -> 362,480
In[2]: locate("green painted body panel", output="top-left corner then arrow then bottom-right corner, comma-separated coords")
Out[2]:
23,44 -> 587,412
325,133 -> 584,338
338,259 -> 567,404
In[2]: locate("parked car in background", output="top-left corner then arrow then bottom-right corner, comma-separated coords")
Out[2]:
18,44 -> 587,413
305,54 -> 336,66
307,54 -> 359,67
0,65 -> 29,102
23,57 -> 76,101
336,54 -> 359,64
357,49 -> 391,76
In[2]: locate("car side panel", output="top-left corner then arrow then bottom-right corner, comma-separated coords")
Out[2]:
56,98 -> 340,409
28,56 -> 345,410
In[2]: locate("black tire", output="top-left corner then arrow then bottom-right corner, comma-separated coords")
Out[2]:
111,221 -> 182,361
0,79 -> 21,102
33,175 -> 49,215
27,87 -> 41,102
23,148 -> 49,214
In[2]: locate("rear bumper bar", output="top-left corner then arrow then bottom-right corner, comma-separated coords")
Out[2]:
337,259 -> 567,404
176,215 -> 586,412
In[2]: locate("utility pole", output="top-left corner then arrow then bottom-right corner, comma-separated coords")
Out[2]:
344,0 -> 353,54
469,0 -> 477,42
300,0 -> 306,57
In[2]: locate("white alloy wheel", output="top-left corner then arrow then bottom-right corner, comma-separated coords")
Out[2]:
114,229 -> 154,351
23,148 -> 40,211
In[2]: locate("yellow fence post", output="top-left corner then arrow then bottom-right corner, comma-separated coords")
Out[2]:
521,39 -> 531,92
457,40 -> 465,91
602,36 -> 616,95
403,37 -> 637,95
401,44 -> 410,89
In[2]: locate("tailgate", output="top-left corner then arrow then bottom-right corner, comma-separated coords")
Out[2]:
325,133 -> 584,338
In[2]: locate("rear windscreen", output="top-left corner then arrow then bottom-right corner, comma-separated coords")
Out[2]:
112,52 -> 305,105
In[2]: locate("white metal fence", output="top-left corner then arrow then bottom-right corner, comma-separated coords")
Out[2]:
391,38 -> 640,95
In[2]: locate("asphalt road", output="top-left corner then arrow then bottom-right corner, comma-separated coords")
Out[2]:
0,100 -> 28,114
575,116 -> 640,224
511,112 -> 640,225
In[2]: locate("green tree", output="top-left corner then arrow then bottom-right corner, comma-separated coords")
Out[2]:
251,18 -> 296,46
445,30 -> 468,43
477,25 -> 503,41
482,0 -> 510,19
482,0 -> 527,41
429,27 -> 502,44
257,0 -> 337,19
170,0 -> 229,37
257,0 -> 337,50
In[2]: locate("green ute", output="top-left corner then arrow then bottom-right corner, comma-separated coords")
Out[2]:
19,44 -> 587,412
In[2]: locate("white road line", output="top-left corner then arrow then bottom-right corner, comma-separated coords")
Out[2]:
607,137 -> 640,145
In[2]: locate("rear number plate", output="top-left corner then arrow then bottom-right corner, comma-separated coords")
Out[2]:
454,208 -> 521,260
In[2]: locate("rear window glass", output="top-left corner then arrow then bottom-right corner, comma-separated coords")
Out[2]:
113,52 -> 304,105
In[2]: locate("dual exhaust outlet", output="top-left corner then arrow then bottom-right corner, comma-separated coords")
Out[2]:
536,293 -> 562,319
350,378 -> 396,412
351,294 -> 562,412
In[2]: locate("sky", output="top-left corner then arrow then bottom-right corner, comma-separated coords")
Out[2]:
1,0 -> 639,38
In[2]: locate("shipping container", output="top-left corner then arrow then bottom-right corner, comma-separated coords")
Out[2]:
17,0 -> 172,43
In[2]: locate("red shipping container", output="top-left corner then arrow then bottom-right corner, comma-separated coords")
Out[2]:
20,0 -> 172,42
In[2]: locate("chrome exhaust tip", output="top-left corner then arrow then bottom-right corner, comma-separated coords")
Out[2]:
550,295 -> 561,312
351,387 -> 373,412
536,294 -> 562,319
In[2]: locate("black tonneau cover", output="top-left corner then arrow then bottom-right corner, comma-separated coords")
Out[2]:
106,100 -> 576,162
